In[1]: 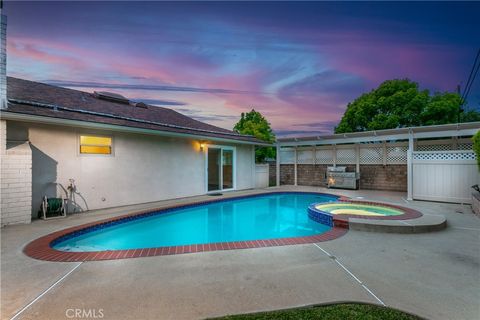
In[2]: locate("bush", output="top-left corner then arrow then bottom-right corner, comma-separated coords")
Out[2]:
473,131 -> 480,170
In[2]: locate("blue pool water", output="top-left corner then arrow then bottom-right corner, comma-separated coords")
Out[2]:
53,193 -> 338,252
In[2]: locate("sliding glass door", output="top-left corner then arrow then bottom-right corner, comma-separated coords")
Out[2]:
207,148 -> 221,191
207,146 -> 235,192
222,149 -> 233,189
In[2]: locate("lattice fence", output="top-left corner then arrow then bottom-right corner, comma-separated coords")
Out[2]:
279,148 -> 295,164
359,146 -> 383,164
336,148 -> 356,164
278,139 -> 475,165
459,142 -> 474,150
297,149 -> 314,164
386,146 -> 408,164
416,143 -> 452,152
413,151 -> 476,161
316,148 -> 334,164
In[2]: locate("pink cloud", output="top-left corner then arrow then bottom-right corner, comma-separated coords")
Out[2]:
321,39 -> 464,91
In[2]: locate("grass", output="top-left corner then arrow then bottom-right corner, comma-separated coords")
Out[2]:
211,303 -> 422,320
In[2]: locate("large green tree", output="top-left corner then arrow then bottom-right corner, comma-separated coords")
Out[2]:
335,79 -> 479,133
234,109 -> 275,163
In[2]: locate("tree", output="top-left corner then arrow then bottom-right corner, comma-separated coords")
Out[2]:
420,92 -> 462,125
234,109 -> 275,163
461,110 -> 480,122
335,79 -> 479,133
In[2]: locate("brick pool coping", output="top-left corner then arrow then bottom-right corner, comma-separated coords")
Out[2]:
309,199 -> 423,229
23,192 -> 350,262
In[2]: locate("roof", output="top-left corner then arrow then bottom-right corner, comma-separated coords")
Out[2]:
277,122 -> 480,146
3,77 -> 266,145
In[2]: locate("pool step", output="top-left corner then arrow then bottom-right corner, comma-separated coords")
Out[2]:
348,214 -> 447,234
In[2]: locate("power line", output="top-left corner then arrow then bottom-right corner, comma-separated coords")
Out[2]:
463,57 -> 480,105
461,48 -> 480,105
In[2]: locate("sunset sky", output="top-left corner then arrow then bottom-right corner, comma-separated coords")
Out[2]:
5,1 -> 480,136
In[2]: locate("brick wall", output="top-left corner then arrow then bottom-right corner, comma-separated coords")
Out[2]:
267,161 -> 276,186
270,161 -> 407,192
280,164 -> 294,185
1,120 -> 32,226
297,164 -> 327,186
359,164 -> 407,191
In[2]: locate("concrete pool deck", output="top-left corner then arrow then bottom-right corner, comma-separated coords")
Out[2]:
1,186 -> 479,320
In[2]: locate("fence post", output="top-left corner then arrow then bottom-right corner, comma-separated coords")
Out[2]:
407,132 -> 414,201
276,144 -> 280,187
382,141 -> 387,166
355,144 -> 360,172
294,147 -> 298,186
452,136 -> 458,150
333,144 -> 337,167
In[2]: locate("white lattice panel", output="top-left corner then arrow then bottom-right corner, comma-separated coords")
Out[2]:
359,147 -> 383,164
458,142 -> 473,150
413,151 -> 476,161
297,149 -> 314,164
316,149 -> 334,164
280,149 -> 295,164
336,148 -> 356,164
416,144 -> 451,151
386,146 -> 407,164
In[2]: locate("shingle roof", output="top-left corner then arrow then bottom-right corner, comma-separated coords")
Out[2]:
4,77 -> 264,144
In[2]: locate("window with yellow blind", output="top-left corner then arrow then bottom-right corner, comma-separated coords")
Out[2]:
79,135 -> 112,155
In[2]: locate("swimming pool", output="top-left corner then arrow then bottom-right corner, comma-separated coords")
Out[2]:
52,192 -> 340,253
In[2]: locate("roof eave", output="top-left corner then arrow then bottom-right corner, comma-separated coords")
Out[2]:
277,122 -> 480,146
0,111 -> 271,146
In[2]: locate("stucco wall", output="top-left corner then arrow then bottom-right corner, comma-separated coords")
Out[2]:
7,121 -> 255,219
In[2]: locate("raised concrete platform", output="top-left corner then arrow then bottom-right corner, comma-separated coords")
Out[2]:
349,214 -> 447,233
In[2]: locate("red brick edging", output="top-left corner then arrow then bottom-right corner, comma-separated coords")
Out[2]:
24,192 -> 348,262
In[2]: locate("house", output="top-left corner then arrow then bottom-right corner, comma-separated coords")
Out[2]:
0,10 -> 267,226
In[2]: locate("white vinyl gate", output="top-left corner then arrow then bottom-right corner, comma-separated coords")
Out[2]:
412,150 -> 479,203
255,164 -> 269,188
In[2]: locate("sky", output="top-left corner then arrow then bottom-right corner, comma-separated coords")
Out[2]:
5,1 -> 480,137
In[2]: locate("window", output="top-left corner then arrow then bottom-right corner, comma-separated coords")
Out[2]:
79,135 -> 112,155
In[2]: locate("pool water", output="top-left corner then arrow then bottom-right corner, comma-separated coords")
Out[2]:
315,203 -> 403,217
53,193 -> 338,252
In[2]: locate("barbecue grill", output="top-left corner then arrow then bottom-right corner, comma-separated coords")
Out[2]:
326,166 -> 359,190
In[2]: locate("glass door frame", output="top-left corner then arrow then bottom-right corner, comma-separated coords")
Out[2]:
205,145 -> 236,193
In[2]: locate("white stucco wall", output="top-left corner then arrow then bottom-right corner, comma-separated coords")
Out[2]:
6,121 -> 255,219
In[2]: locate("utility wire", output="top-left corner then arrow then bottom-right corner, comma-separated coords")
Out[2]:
461,48 -> 480,105
462,57 -> 480,105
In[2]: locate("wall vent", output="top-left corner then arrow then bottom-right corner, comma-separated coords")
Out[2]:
135,102 -> 148,109
93,91 -> 130,104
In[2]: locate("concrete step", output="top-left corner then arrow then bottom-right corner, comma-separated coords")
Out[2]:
348,214 -> 447,233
